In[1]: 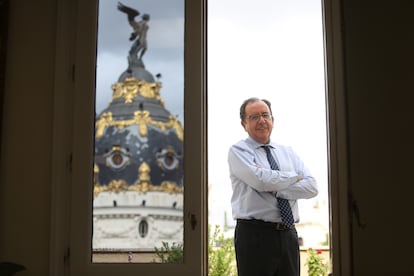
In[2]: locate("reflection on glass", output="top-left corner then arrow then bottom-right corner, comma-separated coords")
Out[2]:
92,0 -> 184,263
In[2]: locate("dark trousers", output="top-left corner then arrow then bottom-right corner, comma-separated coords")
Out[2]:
234,219 -> 300,276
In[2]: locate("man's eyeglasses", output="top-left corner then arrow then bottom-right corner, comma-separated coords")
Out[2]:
247,112 -> 272,121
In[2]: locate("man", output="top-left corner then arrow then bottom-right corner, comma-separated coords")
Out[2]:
228,97 -> 318,276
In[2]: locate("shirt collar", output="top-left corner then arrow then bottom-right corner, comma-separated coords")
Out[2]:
246,136 -> 276,149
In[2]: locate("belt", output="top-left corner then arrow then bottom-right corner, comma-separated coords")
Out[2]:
237,218 -> 295,231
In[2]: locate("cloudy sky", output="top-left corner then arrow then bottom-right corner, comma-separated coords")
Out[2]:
96,0 -> 184,117
96,0 -> 329,241
207,0 -> 328,231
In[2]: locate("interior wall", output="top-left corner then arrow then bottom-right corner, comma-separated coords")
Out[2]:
0,0 -> 56,275
342,0 -> 414,274
0,0 -> 9,146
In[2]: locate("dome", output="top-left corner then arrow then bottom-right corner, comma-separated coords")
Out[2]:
94,62 -> 184,195
92,4 -> 184,252
117,58 -> 155,83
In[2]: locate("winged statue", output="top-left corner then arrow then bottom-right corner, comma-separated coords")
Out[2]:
117,2 -> 150,61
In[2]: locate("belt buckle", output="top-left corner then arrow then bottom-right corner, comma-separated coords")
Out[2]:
275,222 -> 289,230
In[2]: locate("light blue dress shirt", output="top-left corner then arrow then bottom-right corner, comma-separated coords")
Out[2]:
228,137 -> 318,224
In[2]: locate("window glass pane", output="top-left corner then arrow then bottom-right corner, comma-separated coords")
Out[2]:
207,0 -> 330,273
92,0 -> 184,263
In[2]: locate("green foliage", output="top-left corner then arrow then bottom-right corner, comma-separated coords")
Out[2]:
208,225 -> 237,276
305,248 -> 329,276
154,241 -> 183,263
153,225 -> 237,276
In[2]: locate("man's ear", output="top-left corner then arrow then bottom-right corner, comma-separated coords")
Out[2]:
241,121 -> 247,131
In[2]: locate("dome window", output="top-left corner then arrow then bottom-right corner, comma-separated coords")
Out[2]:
138,219 -> 149,238
156,146 -> 181,171
104,145 -> 131,171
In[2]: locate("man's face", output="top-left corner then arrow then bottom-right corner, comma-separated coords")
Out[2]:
241,100 -> 274,144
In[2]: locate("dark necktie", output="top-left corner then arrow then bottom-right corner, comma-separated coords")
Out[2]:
262,145 -> 295,228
